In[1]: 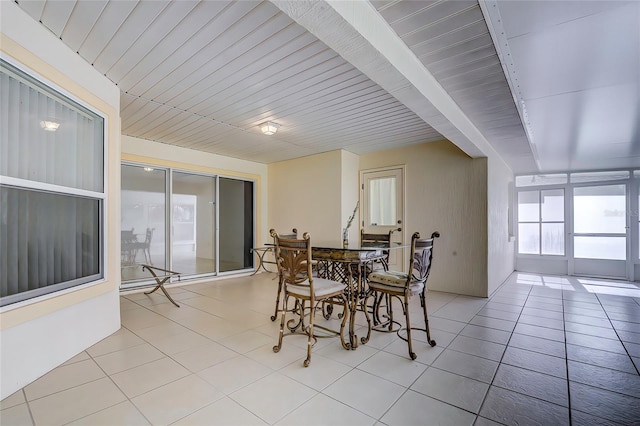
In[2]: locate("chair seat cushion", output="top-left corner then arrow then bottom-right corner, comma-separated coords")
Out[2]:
368,270 -> 424,294
287,277 -> 346,298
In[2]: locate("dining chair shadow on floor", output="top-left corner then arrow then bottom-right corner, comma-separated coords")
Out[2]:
365,231 -> 440,360
271,230 -> 350,367
269,228 -> 298,321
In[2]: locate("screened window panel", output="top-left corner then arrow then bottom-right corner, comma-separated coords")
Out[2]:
542,223 -> 565,255
1,186 -> 101,305
574,185 -> 626,234
541,189 -> 564,222
0,60 -> 103,192
574,236 -> 626,260
518,189 -> 565,256
518,191 -> 539,222
518,223 -> 540,254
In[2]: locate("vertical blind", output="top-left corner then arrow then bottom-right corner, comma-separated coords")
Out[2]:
0,188 -> 101,300
0,59 -> 104,306
0,64 -> 103,192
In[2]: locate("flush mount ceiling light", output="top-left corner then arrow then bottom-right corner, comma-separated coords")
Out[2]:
40,120 -> 60,132
259,121 -> 280,135
143,167 -> 155,172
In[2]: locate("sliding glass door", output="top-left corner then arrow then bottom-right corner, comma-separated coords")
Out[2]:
573,184 -> 628,278
121,165 -> 254,286
219,178 -> 254,273
172,171 -> 216,277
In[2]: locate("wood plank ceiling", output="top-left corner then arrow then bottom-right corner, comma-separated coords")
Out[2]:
373,0 -> 534,172
13,0 -> 552,171
17,0 -> 447,164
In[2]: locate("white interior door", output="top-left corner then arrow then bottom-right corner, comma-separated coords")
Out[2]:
361,167 -> 404,269
572,183 -> 629,279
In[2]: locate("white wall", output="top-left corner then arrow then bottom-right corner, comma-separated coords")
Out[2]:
360,141 -> 489,297
487,154 -> 516,296
1,292 -> 119,399
1,1 -> 121,399
268,150 -> 344,246
341,151 -> 361,246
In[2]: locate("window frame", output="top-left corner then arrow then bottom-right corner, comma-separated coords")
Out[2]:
516,187 -> 566,257
0,56 -> 108,308
515,169 -> 639,279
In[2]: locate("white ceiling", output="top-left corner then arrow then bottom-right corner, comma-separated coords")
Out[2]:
490,0 -> 640,172
15,0 -> 640,173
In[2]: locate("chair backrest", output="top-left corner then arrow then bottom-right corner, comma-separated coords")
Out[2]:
360,229 -> 392,248
409,231 -> 440,283
271,229 -> 313,288
121,228 -> 135,243
144,228 -> 154,245
270,228 -> 297,243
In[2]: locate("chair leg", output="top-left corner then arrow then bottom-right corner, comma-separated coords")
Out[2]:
372,291 -> 385,326
421,290 -> 436,347
304,299 -> 315,367
387,294 -> 395,331
339,295 -> 350,350
404,293 -> 417,360
273,294 -> 288,353
360,290 -> 372,345
271,276 -> 283,321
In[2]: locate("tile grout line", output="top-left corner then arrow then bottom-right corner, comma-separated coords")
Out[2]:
22,388 -> 36,426
474,279 -> 532,425
562,288 -> 573,426
594,292 -> 640,376
73,346 -> 156,426
124,282 -> 362,425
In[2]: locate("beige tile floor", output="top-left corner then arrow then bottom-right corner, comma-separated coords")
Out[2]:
2,272 -> 640,425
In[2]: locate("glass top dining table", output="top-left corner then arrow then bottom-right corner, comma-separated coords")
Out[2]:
311,243 -> 406,349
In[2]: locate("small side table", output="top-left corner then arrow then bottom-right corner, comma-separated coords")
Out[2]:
141,265 -> 181,307
250,246 -> 277,275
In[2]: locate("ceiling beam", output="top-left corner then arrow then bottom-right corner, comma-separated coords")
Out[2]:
271,0 -> 501,160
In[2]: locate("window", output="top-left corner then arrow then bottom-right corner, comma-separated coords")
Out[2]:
571,171 -> 630,184
369,176 -> 397,226
573,185 -> 626,260
515,174 -> 567,187
0,59 -> 105,306
517,189 -> 565,255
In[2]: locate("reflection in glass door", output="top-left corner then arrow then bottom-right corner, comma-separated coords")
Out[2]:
121,165 -> 166,281
121,164 -> 255,285
172,172 -> 216,277
573,184 -> 628,278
